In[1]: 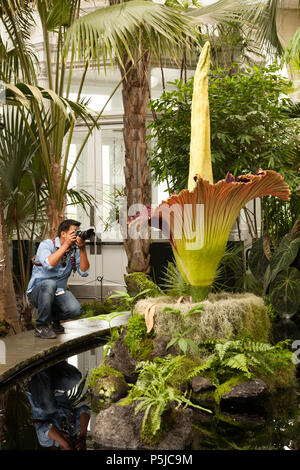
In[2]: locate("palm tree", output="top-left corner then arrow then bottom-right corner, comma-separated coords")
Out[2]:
0,178 -> 20,333
0,79 -> 87,330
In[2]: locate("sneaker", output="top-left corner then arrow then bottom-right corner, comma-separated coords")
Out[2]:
52,321 -> 65,334
34,326 -> 57,339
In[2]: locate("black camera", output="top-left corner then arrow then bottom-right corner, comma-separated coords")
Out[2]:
74,228 -> 95,241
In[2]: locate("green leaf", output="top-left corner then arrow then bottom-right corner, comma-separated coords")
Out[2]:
185,303 -> 204,317
166,337 -> 178,349
185,338 -> 198,353
224,353 -> 250,374
182,326 -> 196,336
269,236 -> 300,284
248,237 -> 270,281
163,307 -> 182,315
178,338 -> 188,354
270,267 -> 300,316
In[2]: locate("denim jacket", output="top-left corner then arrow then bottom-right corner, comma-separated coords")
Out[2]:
27,237 -> 89,294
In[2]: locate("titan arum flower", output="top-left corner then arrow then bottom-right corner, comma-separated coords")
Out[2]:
134,42 -> 290,302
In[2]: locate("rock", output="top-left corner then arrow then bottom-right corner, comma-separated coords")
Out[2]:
90,375 -> 128,412
191,376 -> 214,393
150,336 -> 178,360
94,401 -> 193,450
124,273 -> 163,298
221,379 -> 267,401
155,408 -> 193,451
94,402 -> 143,449
106,329 -> 138,382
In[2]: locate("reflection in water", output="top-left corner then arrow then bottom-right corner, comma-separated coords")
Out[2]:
0,361 -> 90,450
26,361 -> 90,450
272,320 -> 300,343
0,351 -> 300,450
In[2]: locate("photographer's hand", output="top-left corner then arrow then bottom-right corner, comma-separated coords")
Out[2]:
75,237 -> 90,272
75,236 -> 86,250
63,231 -> 77,249
47,231 -> 76,267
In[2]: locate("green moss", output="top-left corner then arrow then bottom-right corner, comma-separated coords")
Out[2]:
124,314 -> 148,356
168,356 -> 200,390
140,407 -> 177,445
252,353 -> 296,393
240,304 -> 271,342
125,272 -> 163,298
134,337 -> 154,361
87,363 -> 124,389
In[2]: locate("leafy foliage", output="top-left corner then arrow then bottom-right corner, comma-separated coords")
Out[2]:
87,310 -> 128,357
147,65 -> 300,236
189,337 -> 294,403
119,355 -> 211,439
108,289 -> 151,315
67,371 -> 88,408
80,297 -> 125,319
249,223 -> 300,318
164,305 -> 204,354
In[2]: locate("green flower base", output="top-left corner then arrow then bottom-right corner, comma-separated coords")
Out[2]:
190,285 -> 210,303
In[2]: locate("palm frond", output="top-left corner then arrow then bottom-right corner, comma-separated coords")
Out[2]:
0,0 -> 38,84
63,0 -> 193,69
68,371 -> 89,408
189,0 -> 283,57
187,0 -> 257,24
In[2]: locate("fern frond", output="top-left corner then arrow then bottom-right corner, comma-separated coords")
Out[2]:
223,353 -> 252,378
215,340 -> 241,361
187,356 -> 216,379
241,339 -> 274,353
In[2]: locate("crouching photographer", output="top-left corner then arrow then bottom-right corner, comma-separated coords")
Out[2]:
27,219 -> 93,339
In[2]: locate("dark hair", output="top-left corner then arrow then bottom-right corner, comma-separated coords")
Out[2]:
58,219 -> 81,237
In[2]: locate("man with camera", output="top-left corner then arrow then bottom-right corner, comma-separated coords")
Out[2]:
27,219 -> 90,339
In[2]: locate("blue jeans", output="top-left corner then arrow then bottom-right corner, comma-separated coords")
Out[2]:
28,279 -> 81,327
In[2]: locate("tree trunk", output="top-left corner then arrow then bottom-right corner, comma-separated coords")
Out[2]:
0,179 -> 20,333
119,50 -> 152,274
45,156 -> 66,239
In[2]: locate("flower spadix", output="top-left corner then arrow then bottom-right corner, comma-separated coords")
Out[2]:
188,41 -> 213,189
